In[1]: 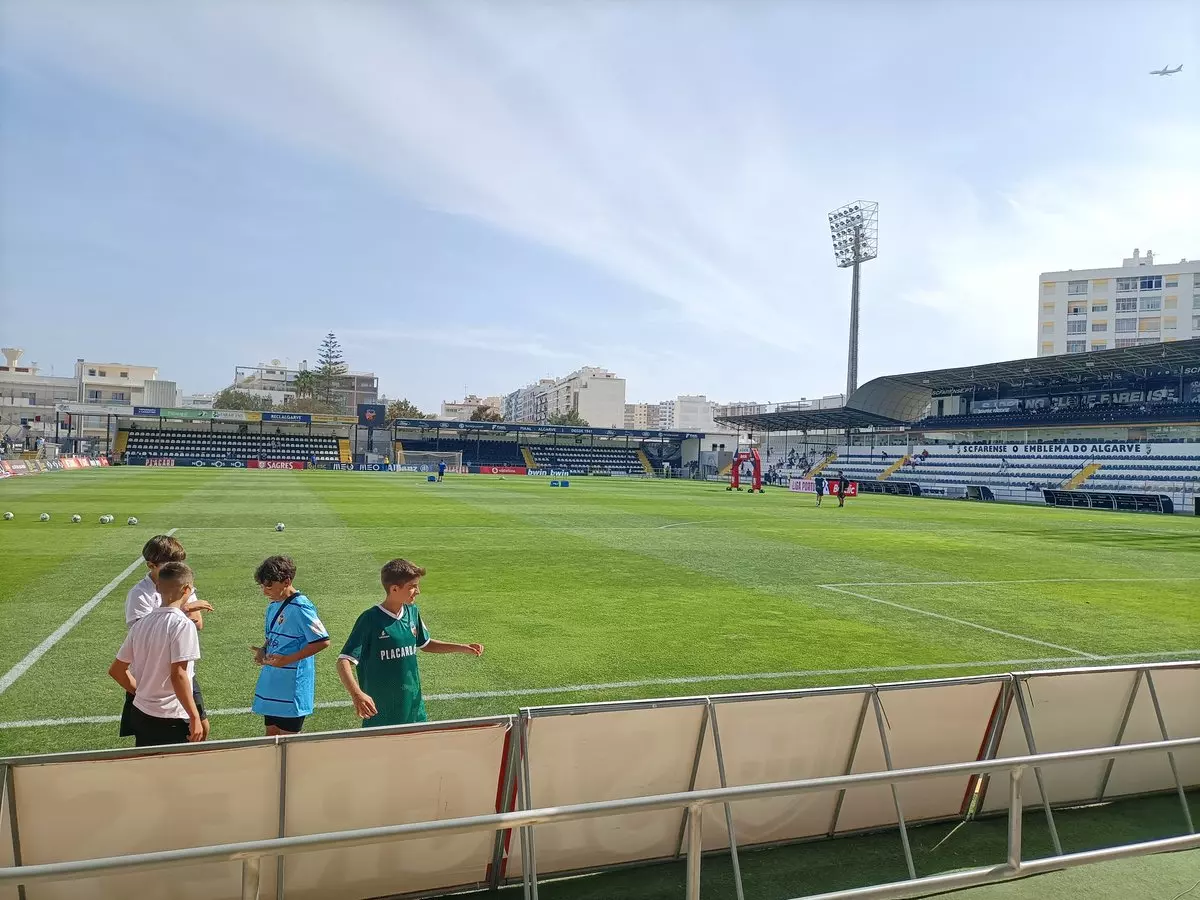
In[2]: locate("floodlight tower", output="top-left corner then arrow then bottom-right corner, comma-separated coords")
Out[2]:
827,201 -> 879,397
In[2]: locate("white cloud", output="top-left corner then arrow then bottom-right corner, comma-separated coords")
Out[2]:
4,0 -> 1199,401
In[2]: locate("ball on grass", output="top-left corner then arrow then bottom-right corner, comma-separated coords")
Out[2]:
275,522 -> 285,532
40,513 -> 50,522
71,515 -> 82,523
127,517 -> 139,526
99,515 -> 110,524
3,512 -> 12,521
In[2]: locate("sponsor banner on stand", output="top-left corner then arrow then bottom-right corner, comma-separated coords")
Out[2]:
263,412 -> 312,424
472,465 -> 527,476
789,478 -> 858,497
60,458 -> 78,469
247,460 -> 306,470
354,463 -> 396,472
945,441 -> 1185,457
132,407 -> 161,417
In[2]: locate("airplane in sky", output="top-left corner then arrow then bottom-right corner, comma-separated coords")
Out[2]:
1149,64 -> 1183,76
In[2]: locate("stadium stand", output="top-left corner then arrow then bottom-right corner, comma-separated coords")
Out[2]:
527,443 -> 645,474
716,340 -> 1200,512
124,428 -> 340,462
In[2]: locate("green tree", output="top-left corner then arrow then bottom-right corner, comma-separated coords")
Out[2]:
291,370 -> 318,401
470,405 -> 503,422
548,408 -> 589,426
278,397 -> 340,415
212,388 -> 272,411
386,398 -> 432,420
315,333 -> 347,407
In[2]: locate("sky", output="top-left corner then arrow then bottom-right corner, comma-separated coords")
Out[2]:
1,1 -> 1198,411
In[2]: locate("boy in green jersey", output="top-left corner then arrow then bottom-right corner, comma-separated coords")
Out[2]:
337,558 -> 484,727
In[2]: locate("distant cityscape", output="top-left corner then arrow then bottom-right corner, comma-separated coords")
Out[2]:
0,345 -> 748,441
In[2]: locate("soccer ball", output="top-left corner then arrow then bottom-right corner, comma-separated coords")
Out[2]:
71,515 -> 82,523
127,517 -> 139,526
275,523 -> 285,532
2,512 -> 12,521
40,513 -> 50,522
99,515 -> 110,524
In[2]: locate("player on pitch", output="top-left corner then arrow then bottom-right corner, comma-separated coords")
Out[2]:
337,559 -> 483,727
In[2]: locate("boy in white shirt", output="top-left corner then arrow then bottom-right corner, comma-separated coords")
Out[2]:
120,535 -> 213,740
109,562 -> 206,746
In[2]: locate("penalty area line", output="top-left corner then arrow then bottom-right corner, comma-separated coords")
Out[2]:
817,583 -> 1101,659
0,528 -> 178,697
2,649 -> 1198,731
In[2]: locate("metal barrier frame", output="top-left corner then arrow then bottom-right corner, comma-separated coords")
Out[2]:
1,738 -> 1197,900
2,661 -> 1197,900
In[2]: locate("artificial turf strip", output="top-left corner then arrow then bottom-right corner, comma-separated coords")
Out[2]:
1,469 -> 1198,758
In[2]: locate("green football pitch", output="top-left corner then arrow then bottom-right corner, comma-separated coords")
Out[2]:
1,468 -> 1198,758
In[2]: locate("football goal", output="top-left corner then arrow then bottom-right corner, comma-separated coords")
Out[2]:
398,450 -> 465,473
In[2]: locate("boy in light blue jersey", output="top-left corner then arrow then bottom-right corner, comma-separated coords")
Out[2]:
250,556 -> 331,735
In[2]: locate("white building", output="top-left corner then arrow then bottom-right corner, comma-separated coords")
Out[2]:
233,360 -> 379,412
651,395 -> 721,433
0,348 -> 77,442
503,379 -> 554,423
76,358 -> 159,407
1038,249 -> 1200,356
180,393 -> 216,409
624,402 -> 661,429
440,394 -> 503,421
540,367 -> 626,428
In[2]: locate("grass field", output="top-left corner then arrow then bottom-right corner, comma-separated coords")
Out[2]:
1,467 -> 1199,759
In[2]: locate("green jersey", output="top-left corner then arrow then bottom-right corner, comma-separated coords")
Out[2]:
340,604 -> 431,727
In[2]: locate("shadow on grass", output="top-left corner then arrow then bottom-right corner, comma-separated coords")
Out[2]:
492,791 -> 1198,900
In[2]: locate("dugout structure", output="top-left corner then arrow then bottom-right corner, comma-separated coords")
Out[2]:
2,660 -> 1198,900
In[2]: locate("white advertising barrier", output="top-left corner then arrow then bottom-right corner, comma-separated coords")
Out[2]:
282,723 -> 509,900
507,701 -> 710,878
693,690 -> 870,849
0,768 -> 15,900
982,663 -> 1200,814
13,744 -> 281,900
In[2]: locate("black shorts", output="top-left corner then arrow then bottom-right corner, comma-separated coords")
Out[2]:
264,714 -> 306,733
120,677 -> 205,737
128,704 -> 191,747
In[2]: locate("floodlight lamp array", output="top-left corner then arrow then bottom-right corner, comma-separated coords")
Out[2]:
827,201 -> 879,268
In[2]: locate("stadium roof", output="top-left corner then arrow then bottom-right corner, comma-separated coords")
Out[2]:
715,338 -> 1200,431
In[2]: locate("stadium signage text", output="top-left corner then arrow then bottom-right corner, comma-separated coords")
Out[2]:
787,478 -> 858,497
145,458 -> 176,467
248,460 -> 306,470
953,442 -> 1152,456
262,413 -> 311,423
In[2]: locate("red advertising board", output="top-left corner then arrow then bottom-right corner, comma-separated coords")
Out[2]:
788,478 -> 858,497
478,465 -> 527,476
99,457 -> 110,466
248,460 -> 306,470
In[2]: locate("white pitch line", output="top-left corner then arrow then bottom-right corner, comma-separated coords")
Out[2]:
817,583 -> 1102,659
656,521 -> 707,529
0,528 -> 176,696
3,650 -> 1198,730
826,577 -> 1200,587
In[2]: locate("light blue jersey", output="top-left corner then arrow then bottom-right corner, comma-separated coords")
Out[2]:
252,593 -> 329,717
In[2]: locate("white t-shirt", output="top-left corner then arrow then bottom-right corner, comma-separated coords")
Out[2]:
117,607 -> 201,719
125,574 -> 199,627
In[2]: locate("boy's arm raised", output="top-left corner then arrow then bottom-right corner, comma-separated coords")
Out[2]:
420,639 -> 484,656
